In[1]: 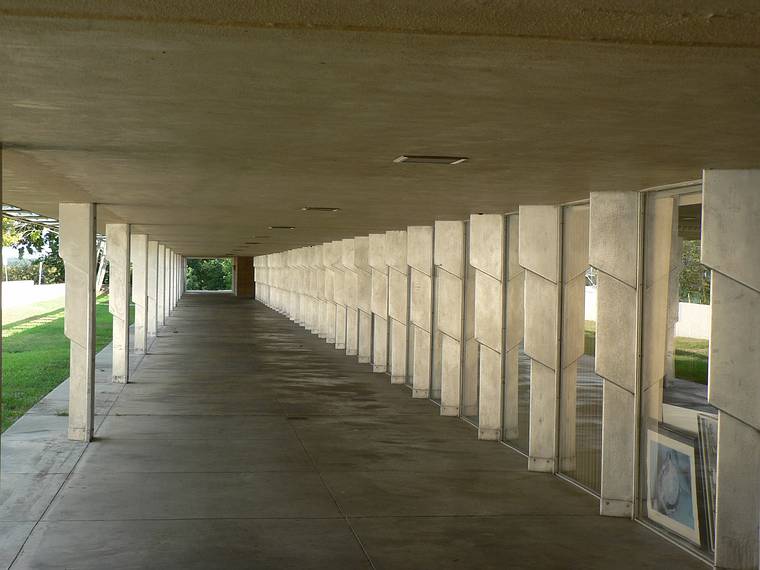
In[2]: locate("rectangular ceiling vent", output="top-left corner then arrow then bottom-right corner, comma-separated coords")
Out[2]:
245,242 -> 261,245
394,155 -> 467,165
268,226 -> 295,230
301,206 -> 340,212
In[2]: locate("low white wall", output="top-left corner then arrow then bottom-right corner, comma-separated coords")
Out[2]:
675,301 -> 711,340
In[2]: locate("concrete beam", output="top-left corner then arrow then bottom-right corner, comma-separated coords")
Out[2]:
107,224 -> 131,381
60,203 -> 96,442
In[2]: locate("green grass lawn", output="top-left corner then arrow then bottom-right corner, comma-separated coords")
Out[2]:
2,296 -> 133,432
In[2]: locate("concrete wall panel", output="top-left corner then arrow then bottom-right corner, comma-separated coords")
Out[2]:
407,226 -> 433,276
589,192 -> 639,288
434,220 -> 465,277
469,214 -> 504,280
473,270 -> 503,353
524,271 -> 558,370
519,205 -> 560,283
436,270 -> 463,340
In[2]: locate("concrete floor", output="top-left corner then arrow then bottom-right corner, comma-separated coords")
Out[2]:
2,293 -> 706,569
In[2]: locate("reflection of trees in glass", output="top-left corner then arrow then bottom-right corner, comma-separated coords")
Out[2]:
679,241 -> 710,304
186,258 -> 232,291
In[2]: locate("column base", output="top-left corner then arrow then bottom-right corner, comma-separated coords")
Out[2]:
600,498 -> 633,518
440,405 -> 459,416
68,426 -> 92,443
372,365 -> 386,373
529,456 -> 555,472
478,427 -> 501,441
412,388 -> 429,399
112,375 -> 129,384
390,375 -> 405,385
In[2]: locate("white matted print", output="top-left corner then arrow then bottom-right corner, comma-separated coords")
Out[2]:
646,429 -> 701,545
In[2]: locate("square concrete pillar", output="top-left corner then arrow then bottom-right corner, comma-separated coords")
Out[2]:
355,237 -> 372,364
408,226 -> 434,398
331,241 -> 347,350
470,214 -> 506,440
386,230 -> 408,384
234,256 -> 254,298
342,239 -> 359,356
130,233 -> 148,354
147,241 -> 159,337
434,221 -> 466,415
107,224 -> 131,382
519,205 -> 561,472
163,248 -> 172,321
60,203 -> 97,442
589,191 -> 640,518
369,233 -> 388,373
323,242 -> 339,344
157,244 -> 166,326
702,169 -> 760,570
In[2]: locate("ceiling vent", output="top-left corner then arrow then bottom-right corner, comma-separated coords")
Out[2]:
394,155 -> 467,165
268,226 -> 295,230
245,242 -> 261,245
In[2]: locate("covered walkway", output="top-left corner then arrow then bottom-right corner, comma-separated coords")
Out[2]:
4,293 -> 702,569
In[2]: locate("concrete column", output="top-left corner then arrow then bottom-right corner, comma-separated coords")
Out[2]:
314,245 -> 327,338
163,248 -> 172,320
106,224 -> 131,381
589,192 -> 640,518
342,239 -> 359,356
408,226 -> 434,398
331,241 -> 347,350
519,205 -> 561,472
386,230 -> 408,384
157,244 -> 166,326
147,241 -> 159,340
471,214 -> 506,441
434,221 -> 466,415
60,203 -> 97,442
355,237 -> 372,364
369,233 -> 388,373
702,170 -> 760,570
234,256 -> 254,298
323,242 -> 338,344
130,233 -> 148,354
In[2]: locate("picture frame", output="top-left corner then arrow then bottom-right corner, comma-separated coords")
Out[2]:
646,427 -> 702,545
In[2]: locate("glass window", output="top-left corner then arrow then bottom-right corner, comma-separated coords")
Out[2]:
639,189 -> 716,557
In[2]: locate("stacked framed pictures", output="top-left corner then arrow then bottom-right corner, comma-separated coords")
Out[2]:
645,419 -> 717,551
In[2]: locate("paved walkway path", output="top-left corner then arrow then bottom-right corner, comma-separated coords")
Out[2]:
2,294 -> 703,569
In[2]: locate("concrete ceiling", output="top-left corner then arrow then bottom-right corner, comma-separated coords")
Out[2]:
1,2 -> 759,256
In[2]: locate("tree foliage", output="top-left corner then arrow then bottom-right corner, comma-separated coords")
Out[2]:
2,218 -> 65,283
186,258 -> 232,291
679,240 -> 710,304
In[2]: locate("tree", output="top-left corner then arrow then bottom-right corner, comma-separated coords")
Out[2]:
679,240 -> 710,304
186,258 -> 232,291
2,218 -> 66,283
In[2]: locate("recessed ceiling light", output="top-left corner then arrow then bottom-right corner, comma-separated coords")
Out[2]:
245,242 -> 261,245
269,226 -> 295,230
394,155 -> 468,165
301,206 -> 341,212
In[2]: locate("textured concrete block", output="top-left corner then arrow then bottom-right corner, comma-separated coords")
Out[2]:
702,169 -> 760,293
436,270 -> 463,340
344,271 -> 358,309
372,316 -> 387,373
519,205 -> 560,283
345,307 -> 358,356
562,204 -> 590,283
474,271 -> 503,353
596,273 -> 637,394
528,360 -> 557,472
412,327 -> 431,398
388,269 -> 408,323
600,381 -> 635,517
524,272 -> 558,370
369,233 -> 386,271
341,238 -> 355,269
407,226 -> 433,276
385,230 -> 407,273
371,269 -> 388,319
478,345 -> 502,440
469,214 -> 504,280
389,318 -> 407,383
358,310 -> 372,363
434,220 -> 465,277
589,191 -> 639,288
409,269 -> 432,332
506,214 -> 521,279
356,271 -> 372,313
708,273 -> 760,430
354,237 -> 370,271
440,333 -> 461,416
714,411 -> 760,570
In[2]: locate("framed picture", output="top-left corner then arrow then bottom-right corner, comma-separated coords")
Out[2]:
646,427 -> 702,545
697,414 -> 718,550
